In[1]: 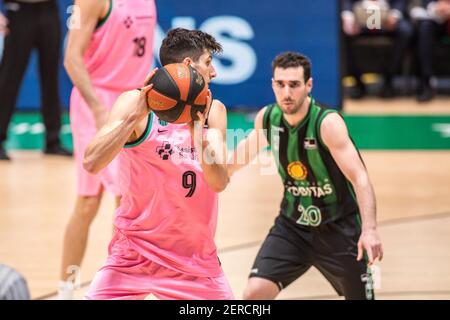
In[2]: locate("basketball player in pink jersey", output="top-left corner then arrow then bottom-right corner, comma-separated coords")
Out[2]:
82,28 -> 233,300
59,0 -> 156,299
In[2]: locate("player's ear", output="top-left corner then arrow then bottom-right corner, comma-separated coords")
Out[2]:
182,57 -> 193,66
306,77 -> 313,92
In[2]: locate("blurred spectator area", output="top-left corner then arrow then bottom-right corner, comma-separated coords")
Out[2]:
342,34 -> 450,94
341,19 -> 450,96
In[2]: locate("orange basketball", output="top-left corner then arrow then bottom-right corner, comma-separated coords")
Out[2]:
145,63 -> 209,124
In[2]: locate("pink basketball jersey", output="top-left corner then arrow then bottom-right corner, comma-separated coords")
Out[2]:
83,0 -> 157,91
114,113 -> 223,277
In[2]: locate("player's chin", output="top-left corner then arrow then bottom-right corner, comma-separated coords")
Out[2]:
280,104 -> 296,114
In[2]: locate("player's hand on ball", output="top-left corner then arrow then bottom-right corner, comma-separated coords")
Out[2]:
137,68 -> 157,120
196,90 -> 212,126
188,90 -> 212,136
357,229 -> 383,266
143,68 -> 158,86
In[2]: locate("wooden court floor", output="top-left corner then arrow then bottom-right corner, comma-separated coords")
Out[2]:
0,149 -> 449,300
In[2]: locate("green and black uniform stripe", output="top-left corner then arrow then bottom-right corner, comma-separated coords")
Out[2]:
263,97 -> 361,226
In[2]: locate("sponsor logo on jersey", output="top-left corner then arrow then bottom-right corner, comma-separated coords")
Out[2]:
123,16 -> 134,29
156,141 -> 173,160
304,138 -> 317,150
175,145 -> 197,160
287,161 -> 308,180
285,181 -> 333,198
156,140 -> 197,161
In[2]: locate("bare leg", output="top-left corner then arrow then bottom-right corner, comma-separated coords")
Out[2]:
243,277 -> 280,300
60,190 -> 103,282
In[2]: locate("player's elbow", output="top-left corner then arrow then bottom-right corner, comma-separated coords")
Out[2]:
83,151 -> 102,175
63,54 -> 74,73
63,51 -> 81,75
352,171 -> 370,187
210,176 -> 230,193
210,184 -> 226,193
83,158 -> 99,175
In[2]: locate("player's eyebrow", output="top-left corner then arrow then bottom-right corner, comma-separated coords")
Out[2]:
274,80 -> 302,85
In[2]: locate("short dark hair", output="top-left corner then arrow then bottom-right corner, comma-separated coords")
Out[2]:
159,28 -> 223,66
272,52 -> 311,83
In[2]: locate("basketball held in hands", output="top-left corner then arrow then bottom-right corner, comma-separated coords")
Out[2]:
145,63 -> 209,124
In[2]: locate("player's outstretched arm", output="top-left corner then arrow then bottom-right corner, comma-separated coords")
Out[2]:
83,85 -> 153,174
321,113 -> 383,266
227,107 -> 268,178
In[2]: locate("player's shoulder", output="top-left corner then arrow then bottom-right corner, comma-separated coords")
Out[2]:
211,99 -> 226,112
316,100 -> 344,124
77,0 -> 109,14
208,99 -> 227,128
209,99 -> 227,120
320,112 -> 345,131
320,111 -> 349,148
312,98 -> 344,130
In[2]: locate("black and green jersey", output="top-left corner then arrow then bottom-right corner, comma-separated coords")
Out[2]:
263,97 -> 360,227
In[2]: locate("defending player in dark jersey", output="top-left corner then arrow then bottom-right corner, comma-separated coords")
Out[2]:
228,52 -> 383,300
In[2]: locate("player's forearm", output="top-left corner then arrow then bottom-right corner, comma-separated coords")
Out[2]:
64,53 -> 102,112
189,122 -> 229,192
84,114 -> 140,174
353,175 -> 378,231
202,162 -> 229,193
196,138 -> 229,193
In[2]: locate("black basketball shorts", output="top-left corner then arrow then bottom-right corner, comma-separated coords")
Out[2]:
249,213 -> 374,300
